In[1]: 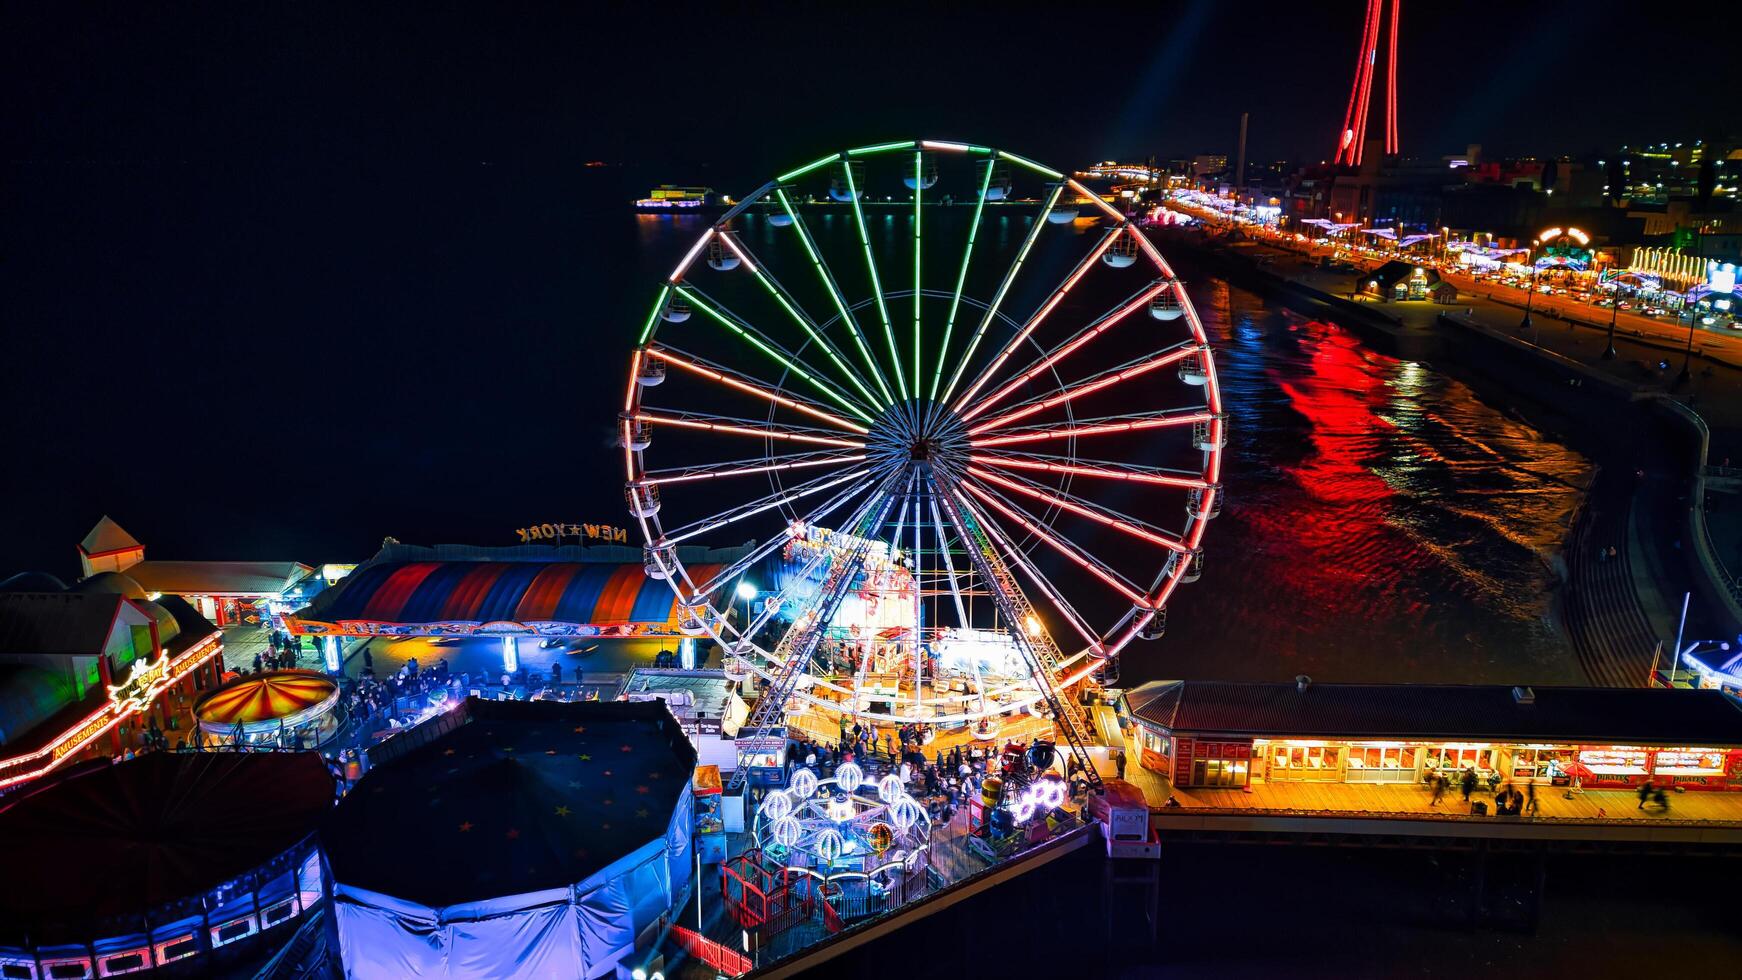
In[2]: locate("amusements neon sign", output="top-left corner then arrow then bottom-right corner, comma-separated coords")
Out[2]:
107,653 -> 172,715
0,632 -> 223,790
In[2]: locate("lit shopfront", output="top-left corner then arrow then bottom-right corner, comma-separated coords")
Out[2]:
1121,680 -> 1742,792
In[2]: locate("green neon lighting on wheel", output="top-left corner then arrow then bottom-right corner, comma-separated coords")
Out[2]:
848,141 -> 916,156
913,151 -> 922,399
931,159 -> 994,400
745,262 -> 882,410
997,150 -> 1063,179
637,284 -> 670,344
940,183 -> 1063,406
777,153 -> 841,183
844,160 -> 907,399
677,287 -> 876,424
775,189 -> 895,408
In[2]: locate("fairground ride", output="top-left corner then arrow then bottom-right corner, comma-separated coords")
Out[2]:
619,140 -> 1226,788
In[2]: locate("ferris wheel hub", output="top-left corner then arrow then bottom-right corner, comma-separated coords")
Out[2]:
866,400 -> 967,478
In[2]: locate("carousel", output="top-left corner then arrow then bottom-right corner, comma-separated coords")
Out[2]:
194,669 -> 343,749
722,764 -> 936,933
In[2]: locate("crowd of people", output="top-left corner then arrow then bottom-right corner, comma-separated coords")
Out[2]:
763,724 -> 1098,830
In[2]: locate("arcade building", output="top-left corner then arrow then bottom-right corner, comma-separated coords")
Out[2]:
1122,679 -> 1742,792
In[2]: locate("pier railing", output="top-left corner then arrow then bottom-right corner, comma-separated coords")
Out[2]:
1152,803 -> 1742,831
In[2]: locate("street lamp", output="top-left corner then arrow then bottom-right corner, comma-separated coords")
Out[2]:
1519,240 -> 1541,329
1676,300 -> 1696,387
1603,286 -> 1620,360
729,579 -> 758,627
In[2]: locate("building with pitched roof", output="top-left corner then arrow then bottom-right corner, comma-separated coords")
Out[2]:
0,572 -> 224,791
75,517 -> 317,627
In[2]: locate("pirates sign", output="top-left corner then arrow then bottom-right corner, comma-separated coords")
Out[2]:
515,522 -> 629,545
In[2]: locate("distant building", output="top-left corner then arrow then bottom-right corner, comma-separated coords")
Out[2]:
1324,139 -> 1451,229
77,517 -> 316,627
1191,154 -> 1228,179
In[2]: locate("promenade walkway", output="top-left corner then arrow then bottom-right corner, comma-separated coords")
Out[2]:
1118,729 -> 1742,829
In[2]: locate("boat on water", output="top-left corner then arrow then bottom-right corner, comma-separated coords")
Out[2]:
633,184 -> 732,214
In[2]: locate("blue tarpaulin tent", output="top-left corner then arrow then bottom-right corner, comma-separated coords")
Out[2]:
323,699 -> 695,978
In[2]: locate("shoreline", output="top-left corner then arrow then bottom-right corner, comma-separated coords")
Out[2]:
1152,226 -> 1742,673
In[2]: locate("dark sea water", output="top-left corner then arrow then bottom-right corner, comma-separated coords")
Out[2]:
1149,272 -> 1591,687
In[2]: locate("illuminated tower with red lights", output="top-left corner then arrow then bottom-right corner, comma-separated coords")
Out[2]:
1332,0 -> 1400,167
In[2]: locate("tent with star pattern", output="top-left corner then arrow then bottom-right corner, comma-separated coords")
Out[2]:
322,698 -> 695,979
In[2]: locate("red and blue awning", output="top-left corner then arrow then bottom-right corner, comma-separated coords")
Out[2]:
282,561 -> 721,637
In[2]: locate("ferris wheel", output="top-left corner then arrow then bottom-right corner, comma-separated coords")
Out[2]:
621,140 -> 1225,763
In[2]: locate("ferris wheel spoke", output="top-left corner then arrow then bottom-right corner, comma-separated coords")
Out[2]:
911,150 -> 923,406
937,183 -> 1064,412
967,407 -> 1212,449
680,470 -> 890,605
955,479 -> 1150,607
959,272 -> 1174,424
656,466 -> 876,547
953,486 -> 1102,655
631,409 -> 866,449
646,345 -> 869,434
675,285 -> 877,424
640,449 -> 867,487
841,159 -> 908,403
966,451 -> 1210,489
966,341 -> 1200,435
948,224 -> 1121,415
1065,178 -> 1128,222
775,189 -> 896,409
923,487 -> 990,714
930,157 -> 995,402
965,465 -> 1192,555
716,233 -> 885,411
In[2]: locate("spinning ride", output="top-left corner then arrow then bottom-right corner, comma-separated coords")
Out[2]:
621,141 -> 1225,786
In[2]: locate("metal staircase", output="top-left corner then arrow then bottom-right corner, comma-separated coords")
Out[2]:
930,475 -> 1102,790
728,478 -> 903,793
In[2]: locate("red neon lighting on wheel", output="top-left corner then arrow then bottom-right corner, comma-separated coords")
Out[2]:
961,279 -> 1170,423
967,455 -> 1208,489
633,412 -> 864,448
951,230 -> 1120,413
647,455 -> 866,486
968,346 -> 1198,434
647,349 -> 869,433
1065,180 -> 1127,222
958,483 -> 1148,606
969,410 -> 1210,448
966,467 -> 1190,554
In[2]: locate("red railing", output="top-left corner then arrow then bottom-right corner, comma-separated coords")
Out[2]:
671,925 -> 753,977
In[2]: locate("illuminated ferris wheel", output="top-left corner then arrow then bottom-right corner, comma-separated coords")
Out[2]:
621,140 -> 1224,756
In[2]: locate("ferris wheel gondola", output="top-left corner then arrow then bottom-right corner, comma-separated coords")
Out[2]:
621,139 -> 1226,742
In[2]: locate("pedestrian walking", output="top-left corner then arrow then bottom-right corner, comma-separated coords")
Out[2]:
1460,767 -> 1477,802
1638,779 -> 1654,809
1430,773 -> 1445,806
1114,748 -> 1127,780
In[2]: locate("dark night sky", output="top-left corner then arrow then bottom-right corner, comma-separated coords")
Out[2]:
7,2 -> 1737,177
2,1 -> 1737,576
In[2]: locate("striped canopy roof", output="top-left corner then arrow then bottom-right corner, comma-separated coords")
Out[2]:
195,670 -> 338,726
306,561 -> 720,629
